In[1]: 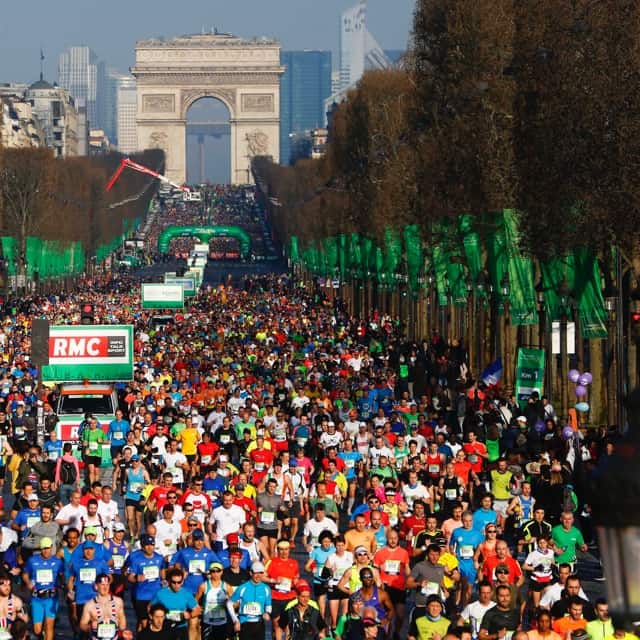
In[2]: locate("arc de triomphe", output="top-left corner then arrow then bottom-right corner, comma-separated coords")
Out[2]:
132,34 -> 283,185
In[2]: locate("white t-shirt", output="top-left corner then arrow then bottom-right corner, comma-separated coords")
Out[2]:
96,500 -> 120,534
461,600 -> 496,637
155,519 -> 183,557
164,451 -> 188,485
369,445 -> 394,467
303,517 -> 338,547
327,550 -> 354,586
402,483 -> 430,510
210,505 -> 246,547
56,504 -> 88,533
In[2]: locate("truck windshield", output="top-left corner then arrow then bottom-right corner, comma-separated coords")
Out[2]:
59,394 -> 114,415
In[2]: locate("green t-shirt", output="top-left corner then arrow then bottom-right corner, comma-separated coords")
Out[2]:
552,524 -> 584,563
84,428 -> 105,457
309,497 -> 339,517
486,438 -> 501,463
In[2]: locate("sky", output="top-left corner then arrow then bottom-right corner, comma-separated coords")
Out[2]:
0,0 -> 415,83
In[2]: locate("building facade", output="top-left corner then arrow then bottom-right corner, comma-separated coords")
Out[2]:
117,75 -> 138,153
58,46 -> 99,129
279,50 -> 332,166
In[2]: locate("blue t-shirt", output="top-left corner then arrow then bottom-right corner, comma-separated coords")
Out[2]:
128,550 -> 165,601
450,527 -> 483,563
108,419 -> 130,446
229,580 -> 272,623
44,440 -> 63,463
71,557 -> 111,604
150,587 -> 198,627
338,452 -> 361,480
14,508 -> 41,539
217,547 -> 250,571
24,554 -> 63,590
72,541 -> 112,566
472,508 -> 498,533
310,544 -> 335,584
173,547 -> 220,594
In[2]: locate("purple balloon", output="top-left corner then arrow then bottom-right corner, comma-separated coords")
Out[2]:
582,372 -> 593,385
568,369 -> 580,384
575,385 -> 587,398
562,426 -> 575,440
534,419 -> 545,433
578,374 -> 590,386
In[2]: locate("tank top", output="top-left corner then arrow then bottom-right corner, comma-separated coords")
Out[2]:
442,476 -> 460,504
348,563 -> 372,593
0,595 -> 14,640
426,453 -> 442,478
125,467 -> 145,501
91,596 -> 118,640
329,552 -> 353,587
202,580 -> 228,625
362,584 -> 386,621
517,495 -> 534,521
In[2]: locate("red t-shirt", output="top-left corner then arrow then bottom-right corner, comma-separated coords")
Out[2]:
463,442 -> 487,473
374,545 -> 410,590
482,555 -> 522,584
265,557 -> 299,600
197,442 -> 219,466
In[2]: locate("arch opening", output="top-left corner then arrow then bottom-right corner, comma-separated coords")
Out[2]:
186,97 -> 231,185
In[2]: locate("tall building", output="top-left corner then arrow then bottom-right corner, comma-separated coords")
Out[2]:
58,46 -> 99,129
280,50 -> 332,165
99,66 -> 124,145
339,0 -> 391,91
117,75 -> 138,154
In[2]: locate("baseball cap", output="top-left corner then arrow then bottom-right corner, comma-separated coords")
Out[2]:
131,454 -> 140,461
295,580 -> 311,594
289,459 -> 298,467
354,545 -> 368,556
140,534 -> 155,546
209,561 -> 223,571
84,526 -> 98,537
226,533 -> 239,544
251,561 -> 265,573
229,550 -> 243,559
276,540 -> 290,550
83,541 -> 96,550
27,494 -> 39,502
192,529 -> 205,541
39,537 -> 53,549
113,522 -> 126,532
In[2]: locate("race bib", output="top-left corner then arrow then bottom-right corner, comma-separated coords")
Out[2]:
189,559 -> 205,574
421,581 -> 440,596
142,565 -> 160,581
129,483 -> 143,494
167,610 -> 182,622
384,560 -> 400,575
114,432 -> 124,441
468,454 -> 478,464
276,578 -> 291,592
36,569 -> 53,584
26,516 -> 40,528
254,462 -> 265,472
89,441 -> 99,451
97,623 -> 117,639
242,602 -> 261,616
261,511 -> 275,524
201,455 -> 212,465
445,489 -> 458,500
112,555 -> 124,570
345,458 -> 355,468
459,545 -> 474,559
210,605 -> 226,620
79,568 -> 96,583
14,427 -> 24,437
220,435 -> 230,444
48,450 -> 59,461
428,464 -> 440,474
296,438 -> 307,447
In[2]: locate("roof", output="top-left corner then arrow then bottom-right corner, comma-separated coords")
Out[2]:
29,79 -> 54,90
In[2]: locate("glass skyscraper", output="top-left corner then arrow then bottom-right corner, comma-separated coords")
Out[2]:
280,50 -> 332,166
58,46 -> 99,129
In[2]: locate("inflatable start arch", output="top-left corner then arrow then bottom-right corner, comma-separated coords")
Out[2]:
157,225 -> 251,259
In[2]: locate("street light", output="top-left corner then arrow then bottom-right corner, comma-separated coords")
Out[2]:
558,279 -> 574,418
501,273 -> 513,395
591,388 -> 640,629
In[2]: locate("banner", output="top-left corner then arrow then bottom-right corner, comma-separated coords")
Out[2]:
165,276 -> 196,297
141,284 -> 184,310
41,325 -> 134,382
515,347 -> 545,404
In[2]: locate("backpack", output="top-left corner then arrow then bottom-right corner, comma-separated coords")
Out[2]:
60,459 -> 77,485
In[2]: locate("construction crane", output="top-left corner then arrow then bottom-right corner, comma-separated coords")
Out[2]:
105,158 -> 190,193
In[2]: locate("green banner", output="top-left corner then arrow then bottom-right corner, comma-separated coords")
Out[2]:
459,214 -> 482,282
404,225 -> 422,293
515,347 -> 545,404
350,233 -> 362,278
141,284 -> 185,309
289,236 -> 299,263
573,248 -> 608,339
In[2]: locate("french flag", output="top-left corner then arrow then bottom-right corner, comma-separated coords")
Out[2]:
481,358 -> 503,387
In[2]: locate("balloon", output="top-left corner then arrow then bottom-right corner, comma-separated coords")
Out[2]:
534,419 -> 545,433
568,369 -> 580,383
575,402 -> 590,412
582,372 -> 593,385
578,374 -> 591,386
574,385 -> 587,398
562,426 -> 575,440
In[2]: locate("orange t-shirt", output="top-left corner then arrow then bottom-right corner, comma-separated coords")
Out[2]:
266,557 -> 299,600
553,617 -> 587,636
344,528 -> 376,553
373,545 -> 409,590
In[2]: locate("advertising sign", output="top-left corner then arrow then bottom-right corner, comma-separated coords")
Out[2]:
165,276 -> 196,297
515,348 -> 545,404
141,283 -> 184,309
41,325 -> 134,382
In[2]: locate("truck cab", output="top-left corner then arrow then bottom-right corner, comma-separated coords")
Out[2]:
56,383 -> 119,464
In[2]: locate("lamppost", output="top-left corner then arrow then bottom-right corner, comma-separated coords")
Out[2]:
558,280 -> 574,419
536,280 -> 552,397
501,273 -> 513,396
476,271 -> 488,376
591,388 -> 640,630
604,286 -> 618,427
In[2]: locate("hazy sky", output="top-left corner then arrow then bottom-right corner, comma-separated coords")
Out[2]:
0,0 -> 415,83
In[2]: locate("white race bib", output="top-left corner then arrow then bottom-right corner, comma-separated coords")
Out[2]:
26,516 -> 40,528
459,545 -> 474,559
261,511 -> 275,524
97,623 -> 117,639
189,559 -> 205,574
36,569 -> 53,584
384,560 -> 400,575
276,577 -> 291,592
113,432 -> 123,441
112,555 -> 124,570
242,602 -> 261,616
79,568 -> 96,583
142,565 -> 160,581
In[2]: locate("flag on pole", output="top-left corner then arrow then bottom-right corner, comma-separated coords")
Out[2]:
481,358 -> 503,386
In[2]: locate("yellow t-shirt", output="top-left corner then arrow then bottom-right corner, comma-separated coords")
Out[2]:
178,428 -> 199,456
438,552 -> 459,590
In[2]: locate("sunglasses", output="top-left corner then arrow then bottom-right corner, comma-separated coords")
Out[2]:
356,552 -> 368,556
496,570 -> 509,574
210,568 -> 222,573
486,530 -> 497,533
188,523 -> 198,527
170,580 -> 183,585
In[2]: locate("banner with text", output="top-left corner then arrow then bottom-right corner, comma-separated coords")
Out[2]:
515,347 -> 545,405
141,283 -> 184,310
41,325 -> 134,382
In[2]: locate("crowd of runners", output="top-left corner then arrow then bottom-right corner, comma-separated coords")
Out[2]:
0,191 -> 633,640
